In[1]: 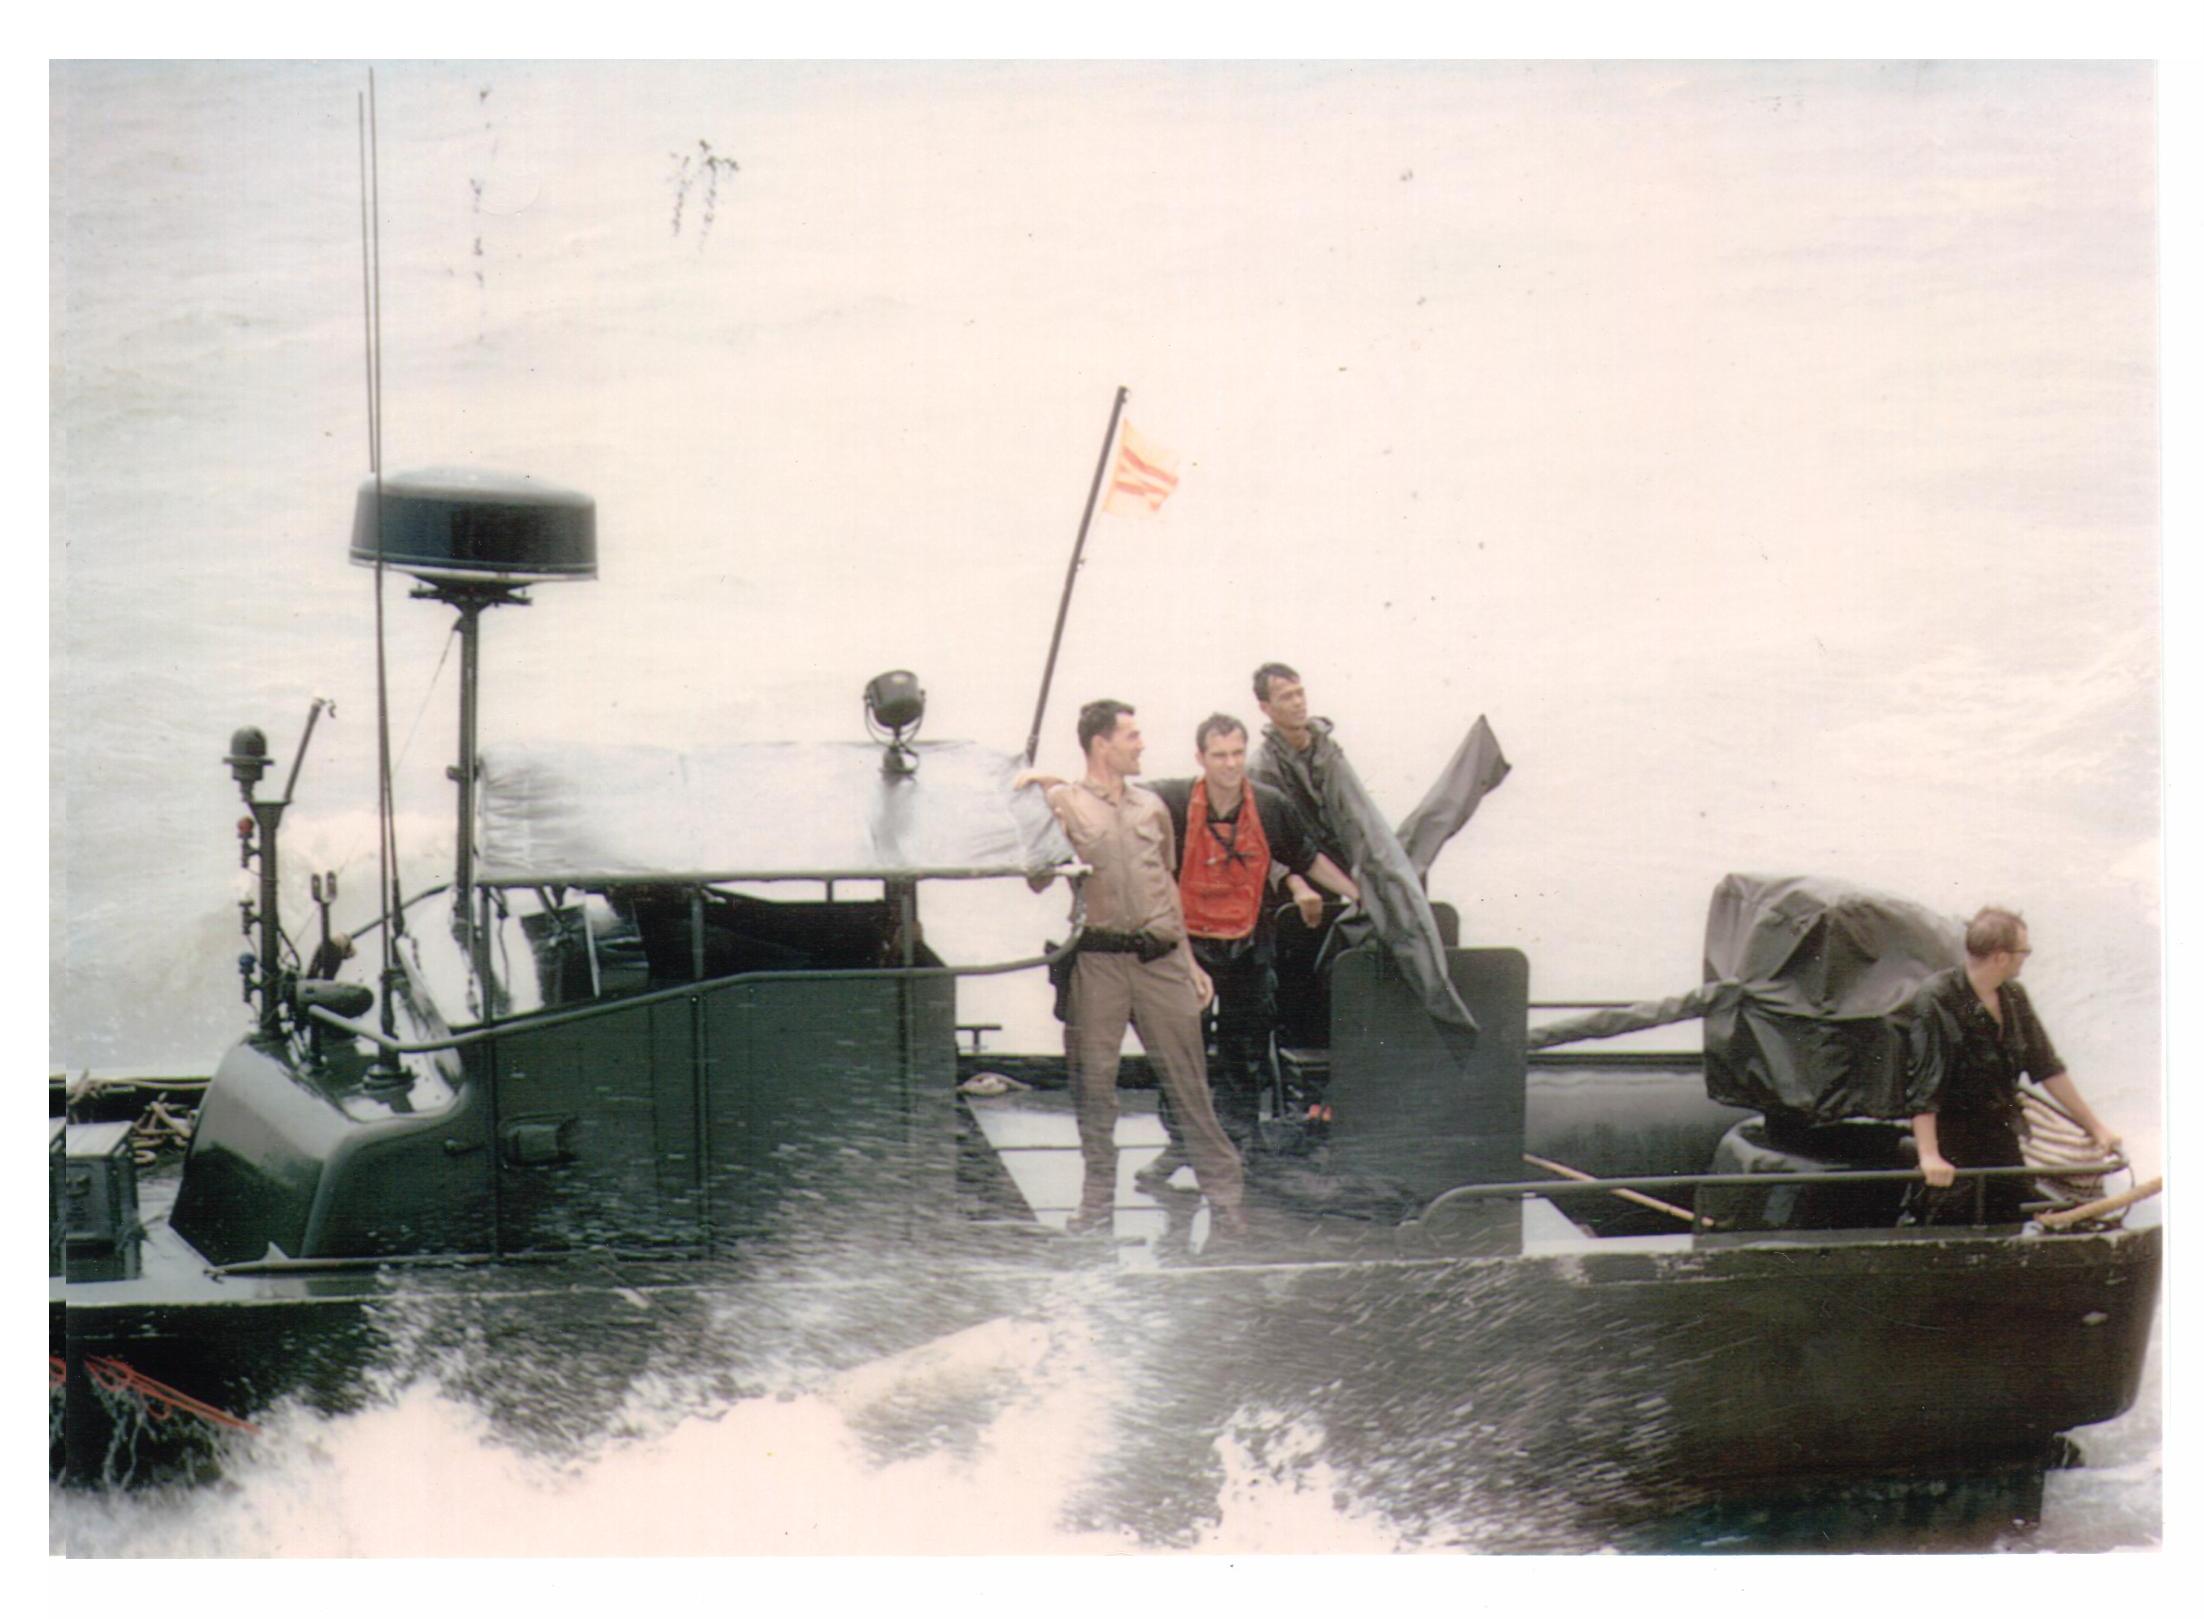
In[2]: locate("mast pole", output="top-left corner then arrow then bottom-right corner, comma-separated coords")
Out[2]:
253,799 -> 286,1040
1023,385 -> 1127,765
454,599 -> 482,965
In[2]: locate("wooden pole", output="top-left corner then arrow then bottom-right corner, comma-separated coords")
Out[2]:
1522,1151 -> 1701,1226
1024,385 -> 1128,765
2037,1176 -> 2162,1230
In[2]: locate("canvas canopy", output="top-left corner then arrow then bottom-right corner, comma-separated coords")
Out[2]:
477,740 -> 1074,885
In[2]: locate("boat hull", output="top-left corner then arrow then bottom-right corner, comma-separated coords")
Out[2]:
53,1205 -> 2159,1536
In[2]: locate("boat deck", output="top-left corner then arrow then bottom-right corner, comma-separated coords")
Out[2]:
959,1086 -> 1625,1266
963,1088 -> 1207,1265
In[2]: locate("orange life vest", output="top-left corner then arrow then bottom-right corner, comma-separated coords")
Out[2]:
1179,778 -> 1271,940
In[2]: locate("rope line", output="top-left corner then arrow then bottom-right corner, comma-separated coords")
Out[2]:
80,1356 -> 261,1434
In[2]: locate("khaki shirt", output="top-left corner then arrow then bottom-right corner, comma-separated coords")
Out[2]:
1046,779 -> 1185,941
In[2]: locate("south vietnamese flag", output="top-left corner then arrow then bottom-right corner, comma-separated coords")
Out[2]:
1100,421 -> 1180,516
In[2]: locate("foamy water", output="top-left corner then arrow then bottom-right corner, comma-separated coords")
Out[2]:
49,1303 -> 1425,1558
47,1287 -> 2165,1557
55,1318 -> 1152,1557
50,62 -> 2161,1553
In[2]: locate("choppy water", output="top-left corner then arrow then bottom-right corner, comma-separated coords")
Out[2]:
50,61 -> 2161,1554
47,1267 -> 2166,1557
50,1309 -> 1418,1556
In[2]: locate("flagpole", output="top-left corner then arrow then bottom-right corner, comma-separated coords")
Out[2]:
1024,384 -> 1128,764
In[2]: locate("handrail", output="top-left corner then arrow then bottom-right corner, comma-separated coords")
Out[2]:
346,883 -> 452,940
1419,1156 -> 2131,1234
347,868 -> 1092,932
1269,897 -> 1353,922
480,864 -> 1091,889
308,935 -> 1082,1057
209,1245 -> 673,1278
1429,1160 -> 2125,1201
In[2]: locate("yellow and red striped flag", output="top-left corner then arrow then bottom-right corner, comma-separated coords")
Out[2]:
1101,421 -> 1180,516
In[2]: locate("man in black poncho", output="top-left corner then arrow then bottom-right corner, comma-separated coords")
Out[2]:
1904,906 -> 2121,1224
1246,661 -> 1486,1046
1246,663 -> 1351,871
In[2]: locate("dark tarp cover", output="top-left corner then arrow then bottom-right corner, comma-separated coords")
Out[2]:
1528,873 -> 1963,1122
1526,982 -> 1729,1048
1702,873 -> 1963,1120
1396,715 -> 1512,878
1252,716 -> 1509,1040
477,740 -> 1074,884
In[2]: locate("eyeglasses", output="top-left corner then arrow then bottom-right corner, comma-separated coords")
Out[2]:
2009,947 -> 2033,958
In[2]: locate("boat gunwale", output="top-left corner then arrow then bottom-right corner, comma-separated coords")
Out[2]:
53,1202 -> 2160,1302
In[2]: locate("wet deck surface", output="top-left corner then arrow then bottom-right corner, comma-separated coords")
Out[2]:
963,1089 -> 1226,1265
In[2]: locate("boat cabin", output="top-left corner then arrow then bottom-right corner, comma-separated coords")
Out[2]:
169,735 -> 1094,1265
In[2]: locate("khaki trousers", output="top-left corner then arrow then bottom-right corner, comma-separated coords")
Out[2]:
1067,948 -> 1244,1219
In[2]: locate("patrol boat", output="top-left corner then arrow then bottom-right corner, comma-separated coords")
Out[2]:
51,471 -> 2159,1542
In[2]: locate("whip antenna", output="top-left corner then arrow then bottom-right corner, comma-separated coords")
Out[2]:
358,71 -> 405,1062
346,73 -> 595,1048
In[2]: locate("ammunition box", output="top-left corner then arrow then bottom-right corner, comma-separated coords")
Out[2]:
63,1120 -> 142,1283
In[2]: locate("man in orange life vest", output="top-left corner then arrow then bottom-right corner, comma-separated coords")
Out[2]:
1143,714 -> 1359,1172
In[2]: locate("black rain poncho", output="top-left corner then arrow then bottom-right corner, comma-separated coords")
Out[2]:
1251,716 -> 1510,1041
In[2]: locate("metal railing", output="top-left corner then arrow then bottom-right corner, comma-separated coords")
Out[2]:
1419,1157 -> 2132,1234
307,937 -> 1079,1057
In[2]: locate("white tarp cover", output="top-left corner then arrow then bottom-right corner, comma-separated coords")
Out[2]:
477,740 -> 1073,883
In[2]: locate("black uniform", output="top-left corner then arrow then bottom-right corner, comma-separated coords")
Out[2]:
1902,966 -> 2067,1225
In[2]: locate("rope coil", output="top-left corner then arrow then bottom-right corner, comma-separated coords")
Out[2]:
2020,1080 -> 2123,1209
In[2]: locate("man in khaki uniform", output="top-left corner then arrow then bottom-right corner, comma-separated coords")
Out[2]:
1018,700 -> 1247,1238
